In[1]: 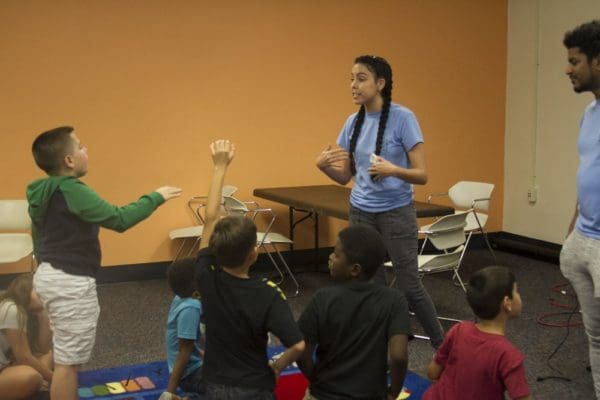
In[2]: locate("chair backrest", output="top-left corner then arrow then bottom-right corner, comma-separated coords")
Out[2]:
448,181 -> 494,211
223,195 -> 250,214
0,200 -> 31,231
425,211 -> 468,251
223,195 -> 281,247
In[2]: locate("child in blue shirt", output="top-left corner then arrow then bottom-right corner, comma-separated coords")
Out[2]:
164,258 -> 205,400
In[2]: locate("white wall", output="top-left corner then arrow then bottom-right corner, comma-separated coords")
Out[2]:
504,0 -> 600,244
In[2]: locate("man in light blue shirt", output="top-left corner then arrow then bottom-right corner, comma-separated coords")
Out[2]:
561,20 -> 600,399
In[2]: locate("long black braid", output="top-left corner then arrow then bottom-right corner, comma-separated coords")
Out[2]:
348,55 -> 393,176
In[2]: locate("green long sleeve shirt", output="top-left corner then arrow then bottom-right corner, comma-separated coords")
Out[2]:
27,176 -> 165,276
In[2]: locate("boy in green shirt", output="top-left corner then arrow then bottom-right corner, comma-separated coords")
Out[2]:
27,126 -> 181,400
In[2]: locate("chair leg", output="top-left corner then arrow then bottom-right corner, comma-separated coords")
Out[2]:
263,247 -> 285,284
473,212 -> 498,263
419,236 -> 429,255
31,254 -> 37,273
261,244 -> 300,298
453,269 -> 467,292
271,245 -> 300,298
186,237 -> 202,257
173,239 -> 189,261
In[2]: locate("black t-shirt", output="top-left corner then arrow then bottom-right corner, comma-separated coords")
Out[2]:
298,281 -> 410,400
194,248 -> 303,390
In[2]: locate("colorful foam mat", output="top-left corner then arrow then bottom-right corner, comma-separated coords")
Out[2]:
78,346 -> 431,399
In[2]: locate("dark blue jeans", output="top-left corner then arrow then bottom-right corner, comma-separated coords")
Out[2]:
180,366 -> 206,400
205,382 -> 275,400
349,204 -> 444,348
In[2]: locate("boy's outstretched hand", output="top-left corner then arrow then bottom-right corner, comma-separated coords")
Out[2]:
155,186 -> 183,201
210,139 -> 235,168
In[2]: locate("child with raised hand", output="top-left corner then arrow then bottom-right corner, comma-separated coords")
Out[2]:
27,126 -> 181,400
0,273 -> 53,400
190,139 -> 305,399
161,140 -> 235,400
297,224 -> 409,400
423,266 -> 531,400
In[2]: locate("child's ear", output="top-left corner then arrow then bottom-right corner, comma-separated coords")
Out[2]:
64,154 -> 75,169
192,290 -> 201,299
501,296 -> 512,313
350,263 -> 362,277
247,246 -> 258,264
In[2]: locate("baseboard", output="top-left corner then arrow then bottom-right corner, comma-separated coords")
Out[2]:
489,231 -> 560,264
0,248 -> 333,289
0,231 -> 561,289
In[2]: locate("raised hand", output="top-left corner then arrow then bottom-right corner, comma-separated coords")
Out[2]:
210,139 -> 235,168
155,186 -> 183,201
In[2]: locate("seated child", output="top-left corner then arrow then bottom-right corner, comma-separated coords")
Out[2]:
423,266 -> 531,400
297,224 -> 410,400
0,274 -> 53,400
163,258 -> 205,400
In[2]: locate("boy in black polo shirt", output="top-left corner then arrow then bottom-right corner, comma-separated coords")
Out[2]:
191,141 -> 305,399
195,217 -> 305,399
297,225 -> 410,400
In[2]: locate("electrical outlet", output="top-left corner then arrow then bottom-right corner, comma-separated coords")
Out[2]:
528,186 -> 538,203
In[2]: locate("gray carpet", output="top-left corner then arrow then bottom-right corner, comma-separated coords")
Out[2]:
90,248 -> 593,399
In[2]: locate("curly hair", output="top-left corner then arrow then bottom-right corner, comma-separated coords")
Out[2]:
337,224 -> 386,279
349,55 -> 393,176
564,20 -> 600,61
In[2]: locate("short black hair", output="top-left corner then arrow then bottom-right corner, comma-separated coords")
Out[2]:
338,224 -> 387,279
31,126 -> 75,174
167,257 -> 197,298
466,266 -> 516,320
564,20 -> 600,61
209,215 -> 257,267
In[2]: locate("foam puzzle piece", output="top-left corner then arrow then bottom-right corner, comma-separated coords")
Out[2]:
77,387 -> 94,398
91,384 -> 110,395
121,379 -> 141,392
106,382 -> 126,394
135,376 -> 155,390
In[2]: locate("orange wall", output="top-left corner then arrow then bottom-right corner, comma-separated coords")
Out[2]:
0,0 -> 506,272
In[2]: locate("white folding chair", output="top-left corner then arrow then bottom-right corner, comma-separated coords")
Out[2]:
168,185 -> 238,260
223,195 -> 300,297
0,200 -> 35,271
385,212 -> 469,339
387,211 -> 469,291
422,181 -> 496,263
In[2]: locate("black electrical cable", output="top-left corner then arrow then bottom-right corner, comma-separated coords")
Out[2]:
536,294 -> 580,382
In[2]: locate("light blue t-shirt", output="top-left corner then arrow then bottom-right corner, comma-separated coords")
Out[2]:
337,103 -> 424,212
165,296 -> 203,379
576,100 -> 600,239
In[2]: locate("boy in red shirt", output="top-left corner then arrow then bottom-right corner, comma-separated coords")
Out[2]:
423,266 -> 531,400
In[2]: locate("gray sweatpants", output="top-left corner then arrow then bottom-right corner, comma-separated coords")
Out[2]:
560,229 -> 600,398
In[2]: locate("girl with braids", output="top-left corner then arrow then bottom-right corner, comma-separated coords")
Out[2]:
316,55 -> 444,348
0,274 -> 53,399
